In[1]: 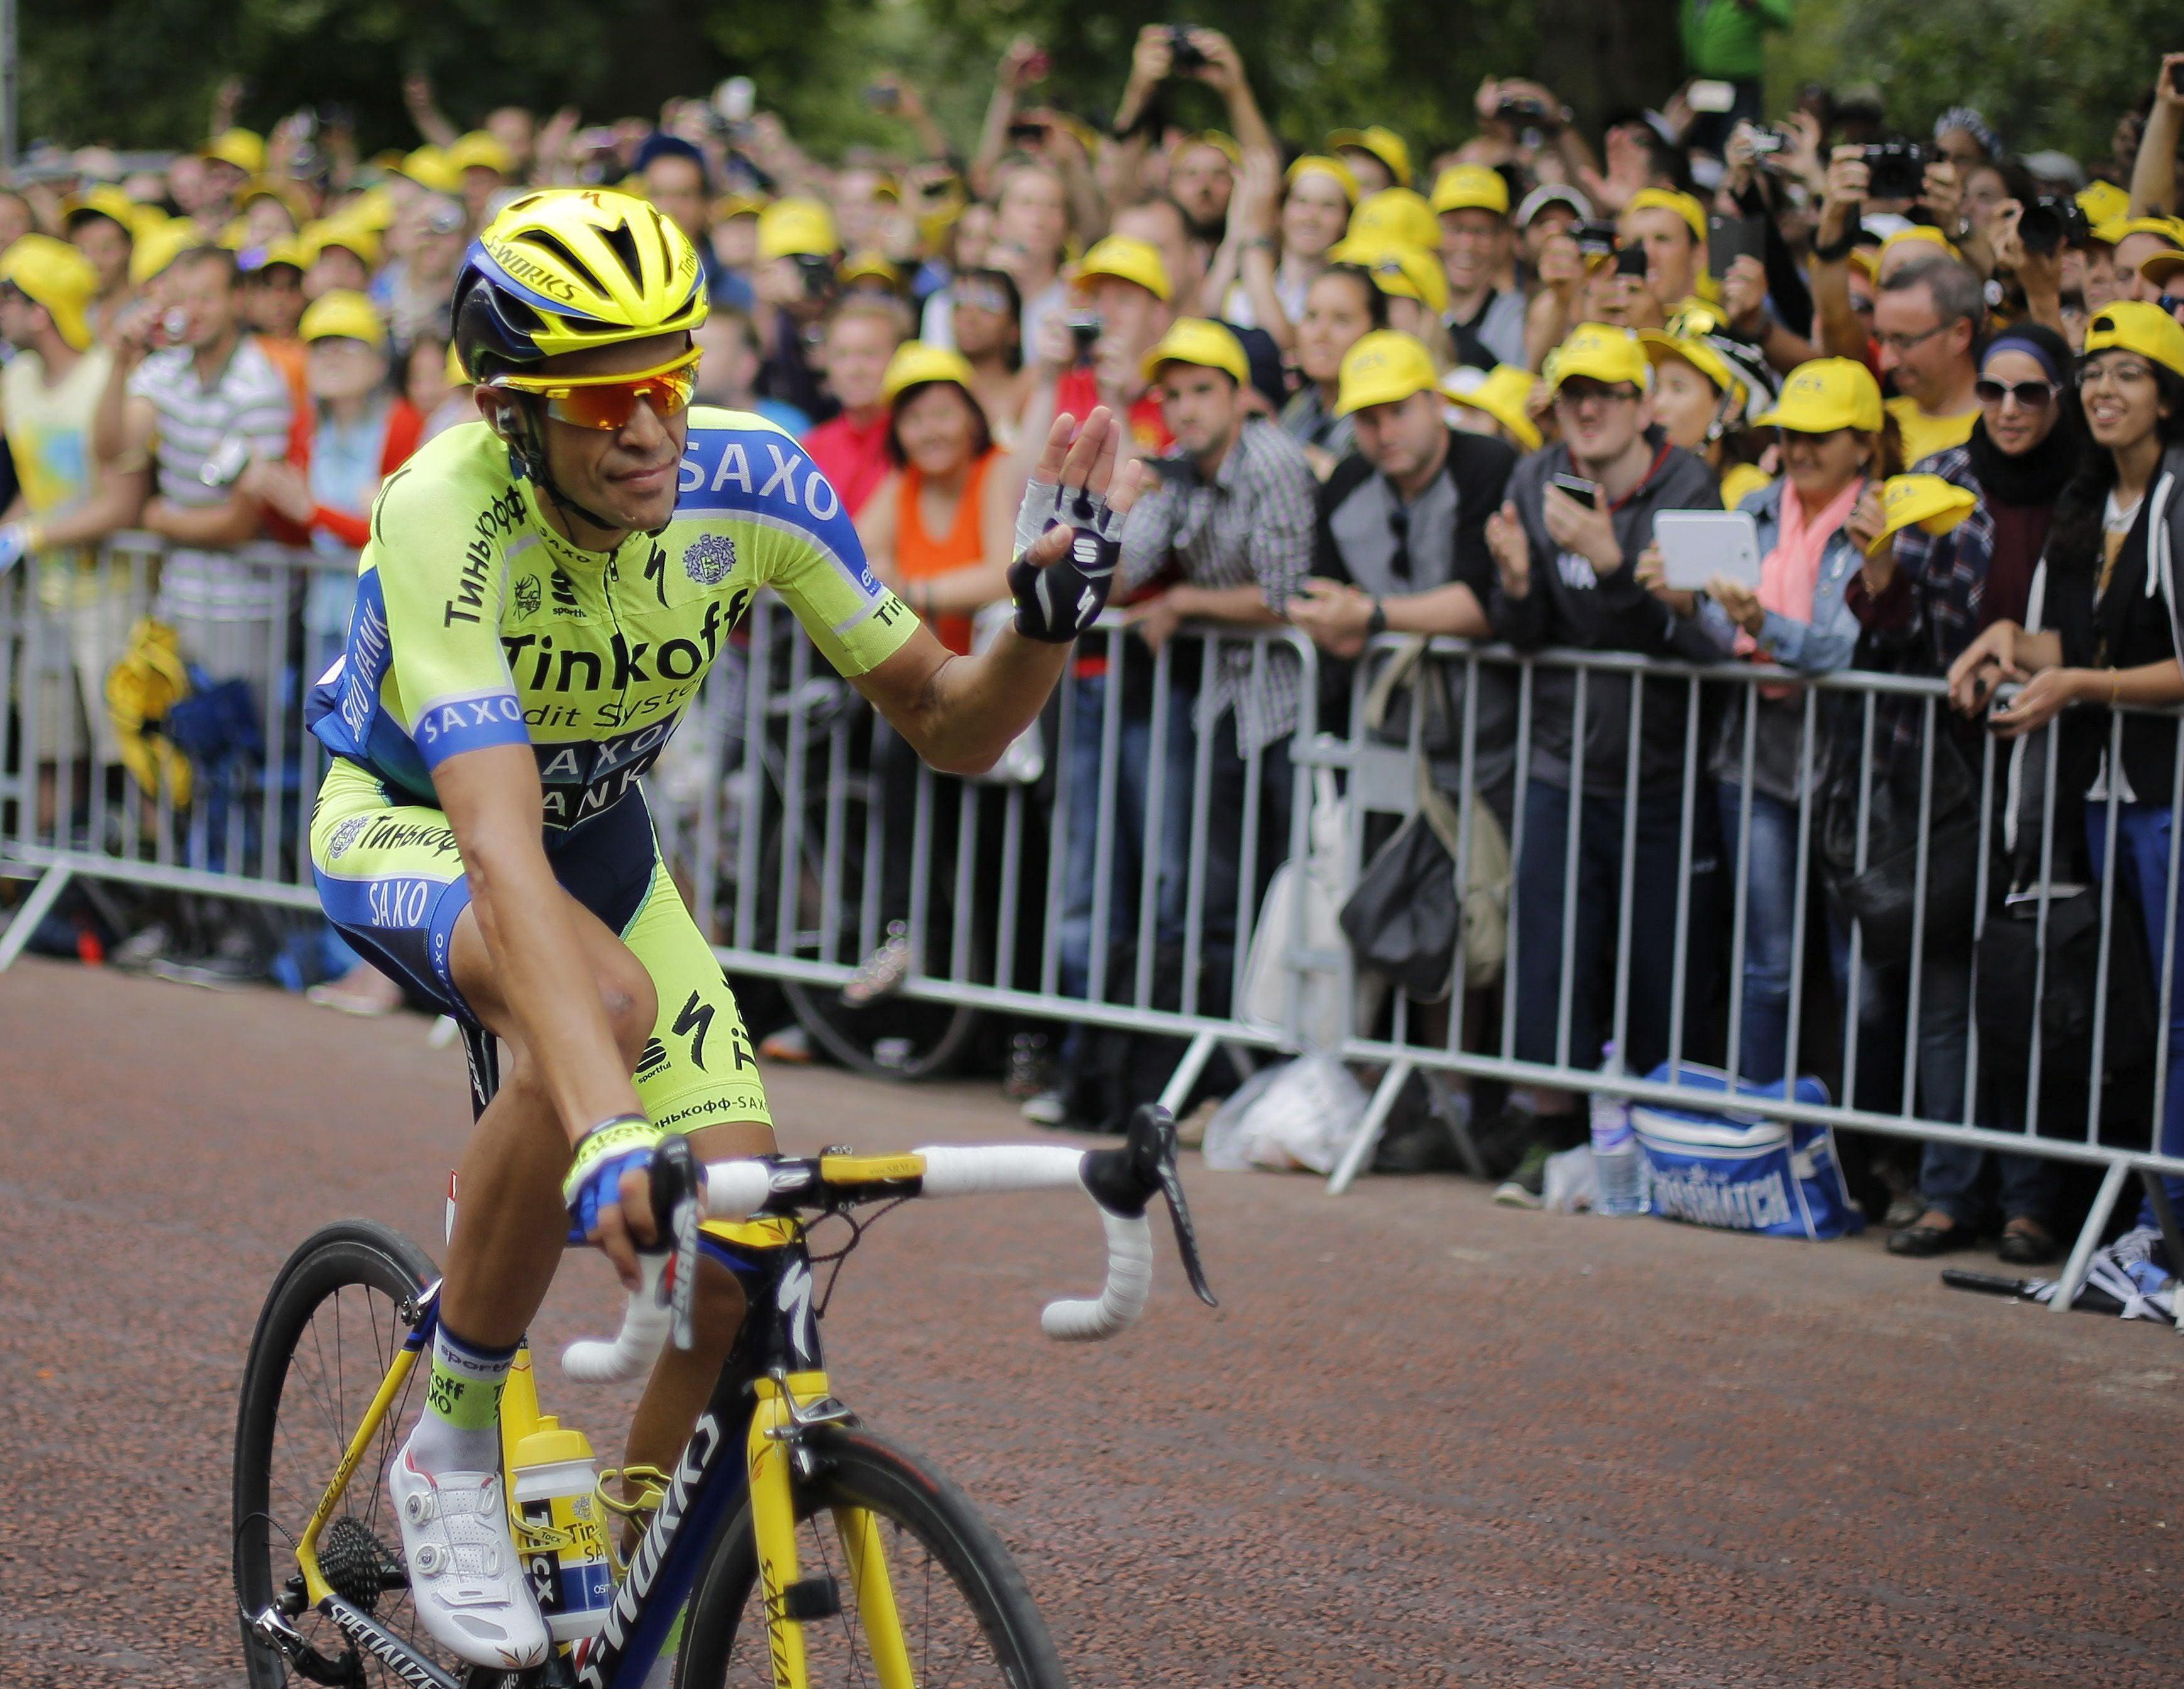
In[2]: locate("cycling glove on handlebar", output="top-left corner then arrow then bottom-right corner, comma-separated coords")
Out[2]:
563,1113 -> 662,1243
1007,478 -> 1123,643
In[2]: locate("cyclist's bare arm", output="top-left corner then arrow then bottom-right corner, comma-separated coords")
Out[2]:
851,408 -> 1150,774
435,742 -> 661,1290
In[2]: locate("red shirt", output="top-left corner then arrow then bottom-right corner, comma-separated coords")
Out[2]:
802,409 -> 893,517
1054,370 -> 1172,453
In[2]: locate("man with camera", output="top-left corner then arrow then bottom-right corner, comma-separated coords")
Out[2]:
1108,24 -> 1276,229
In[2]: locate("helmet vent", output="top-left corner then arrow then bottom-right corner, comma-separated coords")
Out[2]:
521,231 -> 607,299
597,221 -> 646,289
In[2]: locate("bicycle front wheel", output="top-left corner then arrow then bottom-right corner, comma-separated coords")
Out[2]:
677,1424 -> 1066,1689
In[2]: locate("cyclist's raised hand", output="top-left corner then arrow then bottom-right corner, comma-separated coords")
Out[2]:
1007,407 -> 1153,642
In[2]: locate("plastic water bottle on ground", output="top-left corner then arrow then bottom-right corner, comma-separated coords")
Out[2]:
1591,1045 -> 1649,1216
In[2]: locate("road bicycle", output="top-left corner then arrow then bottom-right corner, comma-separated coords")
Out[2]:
230,1089 -> 1213,1688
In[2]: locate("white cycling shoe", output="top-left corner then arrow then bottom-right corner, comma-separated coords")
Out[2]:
389,1446 -> 549,1670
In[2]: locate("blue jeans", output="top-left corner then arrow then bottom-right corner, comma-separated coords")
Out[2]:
1514,778 -> 1719,1079
1716,784 -> 1801,1084
2088,801 -> 2184,1229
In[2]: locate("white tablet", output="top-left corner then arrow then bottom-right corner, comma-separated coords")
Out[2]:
1653,509 -> 1763,592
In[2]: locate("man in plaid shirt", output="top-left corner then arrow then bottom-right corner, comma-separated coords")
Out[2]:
1118,317 -> 1318,991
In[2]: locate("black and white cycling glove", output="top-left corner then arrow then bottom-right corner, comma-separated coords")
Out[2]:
1007,479 -> 1124,643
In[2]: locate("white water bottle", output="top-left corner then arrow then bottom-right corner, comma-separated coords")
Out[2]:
1590,1044 -> 1648,1216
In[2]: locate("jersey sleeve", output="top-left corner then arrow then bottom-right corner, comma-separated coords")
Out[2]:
368,454 -> 530,771
698,418 -> 918,677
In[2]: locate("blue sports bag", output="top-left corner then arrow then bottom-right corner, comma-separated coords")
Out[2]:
1632,1063 -> 1864,1241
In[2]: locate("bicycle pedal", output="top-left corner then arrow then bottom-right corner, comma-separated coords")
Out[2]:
781,1575 -> 841,1620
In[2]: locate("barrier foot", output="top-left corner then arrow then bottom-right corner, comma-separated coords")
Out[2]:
0,863 -> 75,974
2136,1170 -> 2184,1334
2050,1159 -> 2131,1314
1157,1032 -> 1220,1116
1418,1070 -> 1487,1180
1328,1060 -> 1412,1197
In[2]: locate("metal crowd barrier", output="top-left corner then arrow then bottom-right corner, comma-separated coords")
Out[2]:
0,535 -> 357,966
9,545 -> 2183,1316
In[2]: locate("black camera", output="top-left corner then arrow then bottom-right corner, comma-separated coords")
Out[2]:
1064,309 -> 1104,362
791,251 -> 835,300
1169,25 -> 1207,73
2018,195 -> 2091,258
1861,140 -> 1928,202
1496,94 -> 1553,126
1746,126 -> 1791,158
1572,219 -> 1619,257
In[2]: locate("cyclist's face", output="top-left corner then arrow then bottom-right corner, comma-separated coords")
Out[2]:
517,332 -> 692,536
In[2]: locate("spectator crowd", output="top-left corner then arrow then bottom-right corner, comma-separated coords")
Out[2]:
6,31 -> 2184,1276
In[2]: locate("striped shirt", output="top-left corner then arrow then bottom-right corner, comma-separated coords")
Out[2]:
128,334 -> 292,620
1120,418 -> 1317,755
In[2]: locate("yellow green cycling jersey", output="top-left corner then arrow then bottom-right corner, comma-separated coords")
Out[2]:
306,407 -> 918,830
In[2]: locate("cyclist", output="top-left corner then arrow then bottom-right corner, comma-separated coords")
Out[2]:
302,188 -> 1142,1670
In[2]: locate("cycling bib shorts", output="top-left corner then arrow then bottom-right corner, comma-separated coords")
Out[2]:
304,408 -> 918,1130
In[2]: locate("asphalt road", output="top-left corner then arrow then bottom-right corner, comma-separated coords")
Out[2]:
3,957 -> 2180,1686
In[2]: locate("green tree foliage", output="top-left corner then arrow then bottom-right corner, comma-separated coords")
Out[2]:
1772,0 -> 2173,163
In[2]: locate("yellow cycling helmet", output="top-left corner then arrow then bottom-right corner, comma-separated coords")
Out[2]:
452,188 -> 709,377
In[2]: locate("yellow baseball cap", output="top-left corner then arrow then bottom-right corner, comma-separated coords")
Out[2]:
240,177 -> 310,224
344,184 -> 397,232
1441,363 -> 1543,451
1626,187 -> 1707,245
2090,215 -> 2184,251
1868,473 -> 1977,556
1143,317 -> 1250,387
1329,237 -> 1448,315
2141,248 -> 2184,290
838,250 -> 903,288
395,147 -> 463,197
1430,165 -> 1511,219
756,197 -> 839,261
1546,323 -> 1652,393
302,218 -> 383,270
1326,126 -> 1413,189
1334,329 -> 1440,416
446,132 -> 516,178
1350,187 -> 1438,252
246,236 -> 309,274
880,341 -> 979,405
1878,224 -> 1964,266
1755,357 -> 1885,433
2077,181 -> 2131,228
62,185 -> 141,239
129,217 -> 202,287
0,235 -> 99,351
1639,330 -> 1743,404
714,190 -> 769,221
1077,234 -> 1171,302
1177,130 -> 1243,169
2082,300 -> 2184,380
299,289 -> 387,351
201,128 -> 265,176
1284,155 -> 1361,206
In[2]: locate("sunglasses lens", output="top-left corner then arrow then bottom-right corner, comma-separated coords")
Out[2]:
544,366 -> 698,430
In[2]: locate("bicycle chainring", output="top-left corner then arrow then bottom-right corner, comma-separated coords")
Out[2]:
318,1515 -> 402,1614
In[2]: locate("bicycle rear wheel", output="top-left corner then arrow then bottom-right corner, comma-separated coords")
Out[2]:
231,1219 -> 450,1689
676,1424 -> 1065,1689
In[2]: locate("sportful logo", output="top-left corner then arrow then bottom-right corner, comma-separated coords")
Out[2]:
576,1414 -> 724,1689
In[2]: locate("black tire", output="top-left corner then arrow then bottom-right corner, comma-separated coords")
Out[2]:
676,1424 -> 1066,1689
231,1220 -> 443,1689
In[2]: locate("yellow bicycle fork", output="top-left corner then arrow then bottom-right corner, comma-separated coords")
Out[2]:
749,1371 -> 915,1689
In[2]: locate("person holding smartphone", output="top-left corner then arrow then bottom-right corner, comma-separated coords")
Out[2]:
1479,322 -> 1724,1195
1946,304 -> 2184,1279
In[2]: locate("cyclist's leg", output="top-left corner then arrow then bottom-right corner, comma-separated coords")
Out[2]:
612,849 -> 774,1480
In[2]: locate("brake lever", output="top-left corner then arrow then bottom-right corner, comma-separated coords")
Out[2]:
649,1135 -> 703,1351
1124,1104 -> 1218,1309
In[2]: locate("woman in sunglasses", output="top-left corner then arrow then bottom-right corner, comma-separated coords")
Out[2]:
1851,321 -> 2084,1261
1947,302 -> 2184,1278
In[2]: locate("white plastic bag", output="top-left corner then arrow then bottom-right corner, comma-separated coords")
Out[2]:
1240,768 -> 1350,1048
1201,1053 -> 1368,1175
1541,1145 -> 1600,1214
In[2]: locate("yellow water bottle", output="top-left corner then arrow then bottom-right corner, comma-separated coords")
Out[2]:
500,1350 -> 613,1644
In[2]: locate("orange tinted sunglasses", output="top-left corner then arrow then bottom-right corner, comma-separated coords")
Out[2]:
491,346 -> 702,431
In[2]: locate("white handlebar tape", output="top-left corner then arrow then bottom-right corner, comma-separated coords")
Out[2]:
1041,1208 -> 1154,1341
561,1253 -> 671,1383
914,1144 -> 1085,1197
702,1160 -> 777,1221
